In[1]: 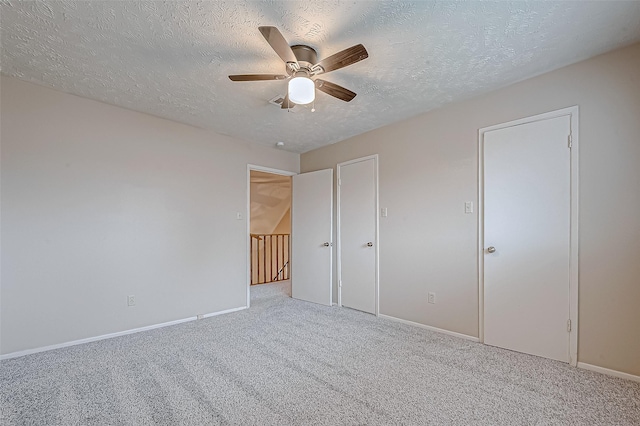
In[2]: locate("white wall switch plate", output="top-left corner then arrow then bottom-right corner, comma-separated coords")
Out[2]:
381,207 -> 388,217
428,292 -> 436,304
127,295 -> 136,306
464,201 -> 473,214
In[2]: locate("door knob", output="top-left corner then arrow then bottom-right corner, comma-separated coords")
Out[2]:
323,242 -> 330,247
367,242 -> 373,247
487,246 -> 496,253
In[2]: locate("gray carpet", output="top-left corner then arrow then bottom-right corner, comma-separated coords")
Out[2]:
1,281 -> 639,425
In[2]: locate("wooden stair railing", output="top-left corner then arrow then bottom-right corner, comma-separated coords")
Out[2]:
250,233 -> 290,285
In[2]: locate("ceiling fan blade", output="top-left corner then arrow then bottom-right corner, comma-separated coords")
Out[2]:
315,79 -> 357,102
280,93 -> 296,109
258,26 -> 298,64
229,74 -> 288,81
314,44 -> 368,74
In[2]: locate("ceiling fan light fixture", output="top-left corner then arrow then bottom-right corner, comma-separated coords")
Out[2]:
229,27 -> 368,106
288,76 -> 315,105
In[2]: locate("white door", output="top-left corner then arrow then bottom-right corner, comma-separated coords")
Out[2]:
291,169 -> 333,306
338,157 -> 377,314
483,115 -> 571,362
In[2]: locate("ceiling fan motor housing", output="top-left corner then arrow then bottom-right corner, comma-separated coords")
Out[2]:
291,45 -> 318,68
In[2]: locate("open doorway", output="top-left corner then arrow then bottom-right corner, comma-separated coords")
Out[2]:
249,170 -> 292,290
246,165 -> 333,309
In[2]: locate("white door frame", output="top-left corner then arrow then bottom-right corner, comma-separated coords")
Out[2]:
246,164 -> 296,308
477,106 -> 579,366
336,154 -> 380,315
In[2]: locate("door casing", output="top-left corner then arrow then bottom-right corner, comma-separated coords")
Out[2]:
477,106 -> 579,366
337,154 -> 380,315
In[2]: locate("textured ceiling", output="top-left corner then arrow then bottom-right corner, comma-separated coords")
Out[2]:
2,1 -> 640,153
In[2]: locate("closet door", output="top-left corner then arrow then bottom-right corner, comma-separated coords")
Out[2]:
483,115 -> 571,362
338,156 -> 378,314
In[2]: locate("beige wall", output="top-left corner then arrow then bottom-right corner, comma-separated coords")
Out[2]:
272,209 -> 291,235
301,43 -> 640,376
0,76 -> 299,355
249,171 -> 291,235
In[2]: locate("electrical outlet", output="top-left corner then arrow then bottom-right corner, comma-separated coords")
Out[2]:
127,295 -> 136,307
197,314 -> 204,320
428,292 -> 436,304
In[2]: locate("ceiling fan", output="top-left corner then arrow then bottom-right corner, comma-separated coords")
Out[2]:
229,26 -> 368,109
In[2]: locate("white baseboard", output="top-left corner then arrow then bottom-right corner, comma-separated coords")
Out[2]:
577,362 -> 640,383
0,305 -> 248,361
379,314 -> 480,342
201,306 -> 247,319
378,316 -> 638,382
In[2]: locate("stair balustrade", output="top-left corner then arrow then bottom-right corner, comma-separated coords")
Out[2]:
250,233 -> 290,285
